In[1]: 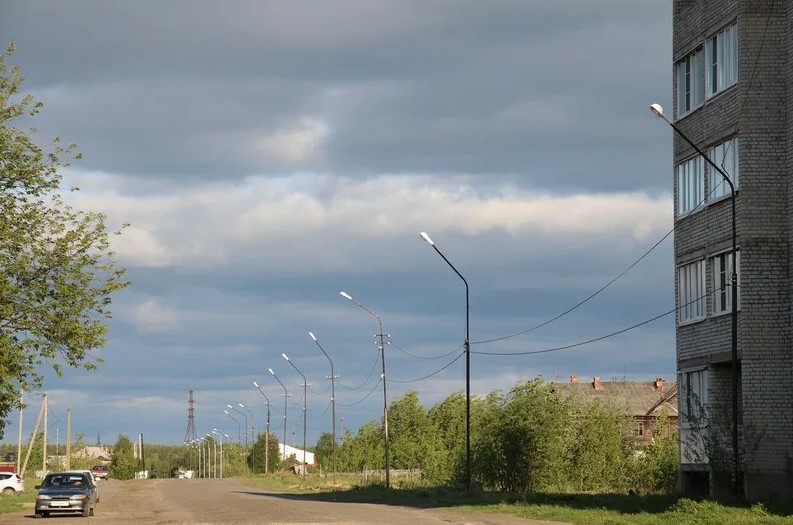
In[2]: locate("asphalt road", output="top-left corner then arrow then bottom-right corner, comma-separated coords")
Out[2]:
0,478 -> 567,524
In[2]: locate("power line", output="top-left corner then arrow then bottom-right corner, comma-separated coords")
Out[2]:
338,378 -> 382,408
337,352 -> 379,391
388,350 -> 466,383
391,341 -> 464,360
473,287 -> 723,357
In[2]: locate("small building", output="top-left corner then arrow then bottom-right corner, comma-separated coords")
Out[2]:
73,446 -> 113,463
557,375 -> 678,445
278,444 -> 315,466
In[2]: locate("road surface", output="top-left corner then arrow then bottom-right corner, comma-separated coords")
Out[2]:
0,477 -> 568,524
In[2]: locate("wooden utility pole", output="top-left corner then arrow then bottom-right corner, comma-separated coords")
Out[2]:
20,397 -> 45,478
16,389 -> 23,473
65,408 -> 72,470
42,393 -> 47,475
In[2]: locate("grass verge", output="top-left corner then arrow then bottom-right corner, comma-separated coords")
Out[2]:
241,474 -> 793,525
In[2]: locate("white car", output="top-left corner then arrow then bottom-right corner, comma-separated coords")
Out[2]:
0,473 -> 24,494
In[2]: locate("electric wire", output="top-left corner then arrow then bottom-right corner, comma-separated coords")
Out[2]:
337,352 -> 379,391
311,400 -> 332,419
391,341 -> 464,360
474,151 -> 739,346
473,286 -> 724,357
338,378 -> 382,407
388,349 -> 466,383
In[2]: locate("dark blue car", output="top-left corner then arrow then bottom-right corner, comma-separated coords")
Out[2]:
34,472 -> 97,518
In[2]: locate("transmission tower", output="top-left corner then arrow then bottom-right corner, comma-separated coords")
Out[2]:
183,390 -> 197,443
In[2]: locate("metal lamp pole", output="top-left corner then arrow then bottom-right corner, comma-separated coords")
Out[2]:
212,430 -> 224,478
253,381 -> 272,474
228,405 -> 249,446
205,434 -> 216,478
650,103 -> 740,492
269,368 -> 290,467
239,403 -> 256,471
339,291 -> 390,489
282,353 -> 308,476
419,231 -> 471,491
224,410 -> 242,444
309,331 -> 337,482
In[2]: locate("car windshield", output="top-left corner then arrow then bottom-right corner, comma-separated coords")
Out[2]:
43,474 -> 88,488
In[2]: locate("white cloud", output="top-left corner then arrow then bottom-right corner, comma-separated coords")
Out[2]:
255,117 -> 329,166
130,299 -> 181,334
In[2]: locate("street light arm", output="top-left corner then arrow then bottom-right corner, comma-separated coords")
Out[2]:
649,103 -> 735,193
339,291 -> 384,336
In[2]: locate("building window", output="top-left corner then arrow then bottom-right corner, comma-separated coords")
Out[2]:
634,422 -> 644,437
676,46 -> 704,117
706,23 -> 738,98
680,368 -> 708,425
712,251 -> 741,315
676,156 -> 704,216
708,137 -> 739,199
679,260 -> 706,323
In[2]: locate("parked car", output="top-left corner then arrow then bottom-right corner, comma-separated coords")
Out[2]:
91,465 -> 109,479
34,472 -> 97,518
0,473 -> 24,494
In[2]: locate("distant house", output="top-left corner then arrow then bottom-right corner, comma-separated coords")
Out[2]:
74,446 -> 114,463
557,375 -> 678,446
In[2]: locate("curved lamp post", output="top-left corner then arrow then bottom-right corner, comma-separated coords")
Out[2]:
419,231 -> 471,491
253,381 -> 272,474
205,433 -> 217,478
309,331 -> 336,482
211,429 -> 224,478
269,367 -> 290,465
282,353 -> 308,475
224,410 -> 241,444
339,291 -> 390,489
228,404 -> 249,446
650,103 -> 739,491
239,403 -> 256,471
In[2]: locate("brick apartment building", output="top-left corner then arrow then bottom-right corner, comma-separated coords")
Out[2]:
670,0 -> 790,501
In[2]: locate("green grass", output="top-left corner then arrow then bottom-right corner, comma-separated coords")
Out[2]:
0,490 -> 35,515
242,474 -> 793,525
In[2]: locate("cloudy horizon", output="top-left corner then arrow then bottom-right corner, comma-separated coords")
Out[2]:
1,0 -> 674,447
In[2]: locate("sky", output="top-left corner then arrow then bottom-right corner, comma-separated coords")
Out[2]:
1,0 -> 674,448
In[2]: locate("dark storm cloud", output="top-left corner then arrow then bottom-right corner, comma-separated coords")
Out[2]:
3,1 -> 671,189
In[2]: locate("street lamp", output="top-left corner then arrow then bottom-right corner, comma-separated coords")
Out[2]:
206,433 -> 217,479
211,429 -> 224,479
239,403 -> 256,443
339,291 -> 390,489
309,331 -> 337,482
419,231 -> 471,491
224,410 -> 242,444
282,353 -> 308,475
650,103 -> 740,490
269,367 -> 290,466
253,381 -> 272,474
228,404 -> 249,446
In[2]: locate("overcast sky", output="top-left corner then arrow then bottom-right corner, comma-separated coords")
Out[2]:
1,1 -> 674,448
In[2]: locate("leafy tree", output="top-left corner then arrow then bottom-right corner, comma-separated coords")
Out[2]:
314,432 -> 335,473
249,431 -> 280,474
110,434 -> 138,480
0,43 -> 129,438
388,390 -> 448,481
428,391 -> 466,482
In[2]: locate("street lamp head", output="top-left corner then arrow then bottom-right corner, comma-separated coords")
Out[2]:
224,410 -> 230,415
339,291 -> 352,301
282,353 -> 290,361
649,103 -> 665,118
253,381 -> 259,388
268,368 -> 275,375
309,331 -> 317,341
238,403 -> 245,408
226,404 -> 233,409
419,231 -> 434,245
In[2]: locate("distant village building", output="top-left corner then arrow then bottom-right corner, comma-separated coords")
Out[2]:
556,375 -> 678,445
278,444 -> 315,466
73,446 -> 113,463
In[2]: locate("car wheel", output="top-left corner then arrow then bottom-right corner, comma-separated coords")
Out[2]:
89,505 -> 95,516
1,487 -> 14,494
